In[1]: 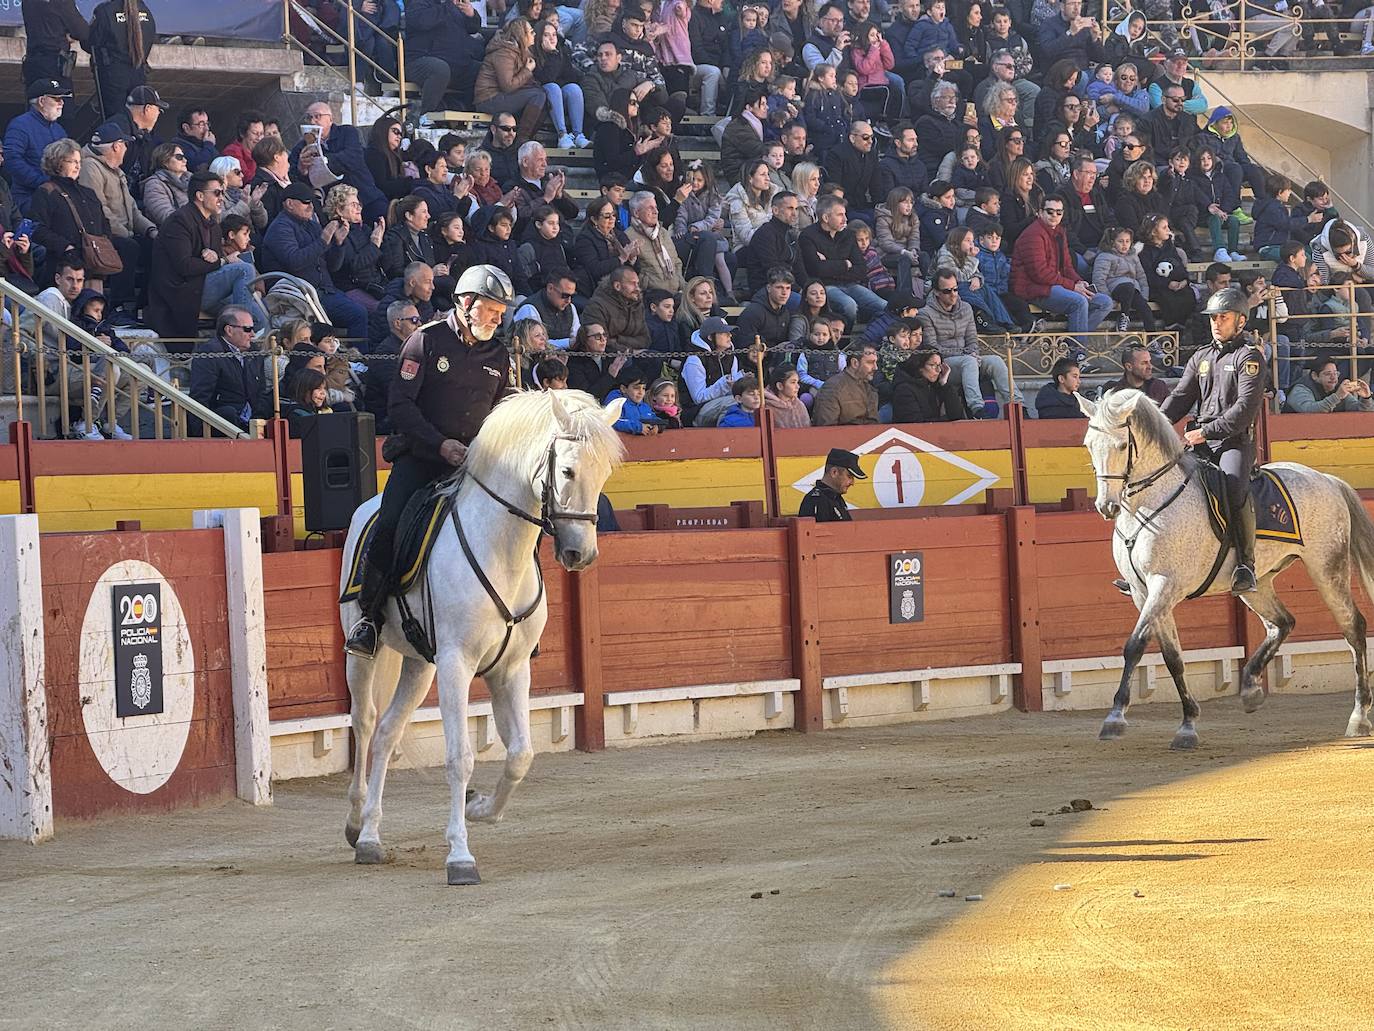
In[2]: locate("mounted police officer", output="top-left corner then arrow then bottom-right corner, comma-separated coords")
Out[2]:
344,265 -> 516,658
1160,285 -> 1265,594
799,448 -> 867,522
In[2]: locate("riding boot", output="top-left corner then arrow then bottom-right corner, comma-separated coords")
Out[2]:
344,559 -> 390,658
1230,497 -> 1258,594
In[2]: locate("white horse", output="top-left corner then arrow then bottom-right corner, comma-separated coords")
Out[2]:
1079,389 -> 1374,748
339,390 -> 625,884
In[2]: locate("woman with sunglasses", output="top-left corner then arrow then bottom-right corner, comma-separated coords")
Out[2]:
592,88 -> 647,179
573,195 -> 638,298
986,125 -> 1025,190
140,141 -> 190,225
1103,133 -> 1152,204
364,117 -> 414,204
565,322 -> 628,399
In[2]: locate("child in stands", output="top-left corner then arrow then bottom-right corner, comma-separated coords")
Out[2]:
607,366 -> 664,435
717,373 -> 762,426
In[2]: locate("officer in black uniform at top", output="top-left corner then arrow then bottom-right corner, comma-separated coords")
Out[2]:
344,264 -> 516,658
1160,285 -> 1265,594
799,447 -> 867,522
20,0 -> 90,87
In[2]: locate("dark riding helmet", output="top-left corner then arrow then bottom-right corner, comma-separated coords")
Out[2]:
454,264 -> 515,306
1203,285 -> 1248,317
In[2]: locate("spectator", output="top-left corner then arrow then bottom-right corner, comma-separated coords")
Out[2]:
430,211 -> 473,282
516,204 -> 574,291
379,195 -> 434,280
202,214 -> 263,332
1112,160 -> 1168,242
565,322 -> 625,399
850,21 -> 899,124
606,8 -> 687,121
680,314 -> 741,422
364,117 -> 413,205
876,122 -> 928,199
1010,196 -> 1114,339
324,183 -> 386,312
284,367 -> 333,437
1145,82 -> 1198,160
222,110 -> 265,183
824,119 -> 882,214
210,155 -> 268,232
1138,213 -> 1196,329
28,138 -> 128,287
188,305 -> 273,435
986,125 -> 1026,191
145,170 -> 225,341
918,267 -> 1017,416
936,225 -> 1014,331
1284,357 -> 1374,414
583,42 -> 655,139
802,63 -> 850,157
673,159 -> 733,298
20,0 -> 88,88
250,136 -> 293,224
1183,146 -> 1241,262
764,362 -> 812,427
717,373 -> 762,426
799,194 -> 886,324
966,187 -> 1002,240
812,341 -> 879,425
677,275 -> 726,336
1294,180 -> 1338,244
508,141 -> 580,226
998,157 -> 1044,250
140,141 -> 190,226
110,84 -> 165,194
1035,0 -> 1106,69
724,158 -> 776,249
780,122 -> 813,178
798,446 -> 864,520
87,0 -> 155,123
892,346 -> 964,421
1252,172 -> 1301,261
402,0 -> 482,118
915,81 -> 964,179
1034,356 -> 1085,419
407,152 -> 459,224
513,267 -> 581,349
606,365 -> 661,435
533,20 -> 589,150
625,190 -> 685,296
574,195 -> 638,299
173,106 -> 218,173
803,4 -> 851,71
367,261 -> 435,349
918,179 -> 957,258
743,194 -> 802,294
719,85 -> 768,185
1056,155 -> 1112,264
77,120 -> 156,288
1271,241 -> 1321,347
262,181 -> 369,343
790,160 -> 821,230
5,79 -> 70,213
475,20 -> 548,144
687,0 -> 727,117
1101,342 -> 1170,403
584,264 -> 650,352
471,204 -> 528,295
593,87 -> 650,181
738,264 -> 796,353
291,102 -> 385,222
1092,225 -> 1155,333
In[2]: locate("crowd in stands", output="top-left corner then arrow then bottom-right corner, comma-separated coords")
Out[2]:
6,0 -> 1374,440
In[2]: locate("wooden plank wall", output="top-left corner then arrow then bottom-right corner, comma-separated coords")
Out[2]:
812,516 -> 1013,677
42,531 -> 236,820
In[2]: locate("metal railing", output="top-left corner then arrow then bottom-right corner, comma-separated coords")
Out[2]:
0,279 -> 246,440
283,0 -> 408,125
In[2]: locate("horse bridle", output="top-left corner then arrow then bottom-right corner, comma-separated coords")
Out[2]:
466,433 -> 601,535
1086,418 -> 1182,502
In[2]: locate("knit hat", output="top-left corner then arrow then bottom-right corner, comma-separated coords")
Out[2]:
1206,106 -> 1234,127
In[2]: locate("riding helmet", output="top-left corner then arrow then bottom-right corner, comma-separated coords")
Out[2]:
454,264 -> 515,306
1202,286 -> 1249,317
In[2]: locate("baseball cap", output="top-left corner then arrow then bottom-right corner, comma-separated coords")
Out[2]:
27,78 -> 72,100
825,447 -> 867,479
701,316 -> 731,337
1167,47 -> 1189,60
90,121 -> 132,146
282,182 -> 316,204
127,85 -> 169,110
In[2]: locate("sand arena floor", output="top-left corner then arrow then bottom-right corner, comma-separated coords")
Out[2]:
1,693 -> 1369,1030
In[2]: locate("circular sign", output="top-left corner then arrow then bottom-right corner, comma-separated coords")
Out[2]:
872,444 -> 926,508
79,560 -> 196,794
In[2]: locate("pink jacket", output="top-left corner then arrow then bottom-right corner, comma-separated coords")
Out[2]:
653,0 -> 694,67
850,40 -> 894,88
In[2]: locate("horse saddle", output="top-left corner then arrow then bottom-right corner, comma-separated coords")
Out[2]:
340,482 -> 453,603
1197,463 -> 1303,546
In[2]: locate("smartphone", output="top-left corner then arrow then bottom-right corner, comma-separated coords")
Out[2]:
14,218 -> 34,238
965,102 -> 975,119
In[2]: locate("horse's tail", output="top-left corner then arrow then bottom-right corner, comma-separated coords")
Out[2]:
1336,477 -> 1374,602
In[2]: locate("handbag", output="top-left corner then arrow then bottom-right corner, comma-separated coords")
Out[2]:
42,183 -> 124,277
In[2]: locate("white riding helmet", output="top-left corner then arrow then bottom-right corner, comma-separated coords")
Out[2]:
454,264 -> 515,306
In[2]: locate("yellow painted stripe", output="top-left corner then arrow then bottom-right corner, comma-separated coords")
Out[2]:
35,472 -> 277,530
1025,446 -> 1096,504
1272,439 -> 1374,489
0,480 -> 20,516
777,449 -> 1013,515
603,458 -> 765,510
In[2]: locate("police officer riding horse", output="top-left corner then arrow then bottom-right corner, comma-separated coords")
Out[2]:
345,265 -> 516,659
1112,285 -> 1265,596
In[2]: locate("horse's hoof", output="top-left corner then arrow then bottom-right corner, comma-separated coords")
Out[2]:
466,793 -> 499,823
1241,688 -> 1267,714
354,841 -> 388,865
1098,717 -> 1128,740
1170,729 -> 1199,751
344,822 -> 361,848
446,861 -> 481,886
1345,718 -> 1373,738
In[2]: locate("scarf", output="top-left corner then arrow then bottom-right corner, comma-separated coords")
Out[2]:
633,218 -> 675,275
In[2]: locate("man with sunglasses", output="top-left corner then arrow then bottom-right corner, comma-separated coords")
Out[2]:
824,120 -> 882,215
188,305 -> 273,435
919,269 -> 1022,417
147,170 -> 225,342
513,268 -> 582,350
1010,198 -> 1114,341
1144,84 -> 1197,165
364,300 -> 421,434
478,115 -> 522,191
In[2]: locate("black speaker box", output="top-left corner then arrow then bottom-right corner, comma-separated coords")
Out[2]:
300,412 -> 378,532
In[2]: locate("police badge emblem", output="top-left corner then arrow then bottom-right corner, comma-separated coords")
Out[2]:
900,590 -> 917,621
1199,360 -> 1210,376
436,355 -> 451,373
1243,360 -> 1260,376
130,652 -> 153,710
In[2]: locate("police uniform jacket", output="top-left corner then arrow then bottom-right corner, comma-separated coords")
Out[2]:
1160,335 -> 1265,444
799,480 -> 851,522
386,311 -> 513,464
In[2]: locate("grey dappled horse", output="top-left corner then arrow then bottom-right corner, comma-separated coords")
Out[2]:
1079,389 -> 1374,748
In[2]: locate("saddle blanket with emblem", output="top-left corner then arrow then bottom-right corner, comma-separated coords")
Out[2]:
1199,464 -> 1303,546
339,484 -> 453,603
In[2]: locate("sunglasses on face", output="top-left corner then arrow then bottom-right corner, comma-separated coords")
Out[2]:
207,188 -> 225,197
1042,208 -> 1064,215
228,323 -> 254,331
556,290 -> 575,299
495,124 -> 517,132
855,133 -> 873,141
935,287 -> 958,294
171,153 -> 186,160
1008,136 -> 1025,144
1125,142 -> 1144,150
399,315 -> 422,324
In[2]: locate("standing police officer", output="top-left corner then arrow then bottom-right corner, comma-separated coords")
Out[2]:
344,265 -> 516,658
1160,286 -> 1265,593
799,447 -> 867,522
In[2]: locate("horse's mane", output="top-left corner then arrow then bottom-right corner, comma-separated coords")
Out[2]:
464,389 -> 626,486
1098,388 -> 1183,461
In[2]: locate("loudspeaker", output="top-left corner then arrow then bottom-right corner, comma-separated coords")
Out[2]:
300,412 -> 377,532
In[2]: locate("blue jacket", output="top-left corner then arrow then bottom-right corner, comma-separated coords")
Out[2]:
1251,197 -> 1296,252
261,210 -> 342,293
1035,381 -> 1085,420
803,88 -> 850,156
718,402 -> 756,427
173,132 -> 220,173
4,108 -> 68,213
977,246 -> 1011,296
904,15 -> 960,63
606,389 -> 661,434
288,123 -> 384,219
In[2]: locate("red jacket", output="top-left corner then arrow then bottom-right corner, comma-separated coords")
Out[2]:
1010,216 -> 1080,300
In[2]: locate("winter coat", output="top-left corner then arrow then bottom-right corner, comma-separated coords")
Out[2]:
850,40 -> 895,89
717,402 -> 755,427
565,353 -> 618,400
874,203 -> 921,261
1010,217 -> 1080,300
892,357 -> 965,422
763,387 -> 811,427
288,123 -> 384,219
29,176 -> 113,275
1251,197 -> 1295,252
366,277 -> 435,348
1035,382 -> 1085,419
917,196 -> 954,257
653,0 -> 693,67
933,243 -> 981,284
915,110 -> 961,178
625,219 -> 685,296
688,4 -> 729,65
173,132 -> 219,174
1092,249 -> 1149,298
803,88 -> 850,156
379,224 -> 434,281
723,182 -> 772,247
680,329 -> 741,410
403,0 -> 485,66
823,140 -> 882,211
673,187 -> 724,239
4,108 -> 68,212
917,296 -> 979,357
592,108 -> 639,179
904,14 -> 961,62
145,201 -> 222,340
606,389 -> 664,434
877,152 -> 930,200
533,39 -> 581,86
719,114 -> 765,184
799,222 -> 865,286
572,221 -> 627,298
140,168 -> 188,226
77,147 -> 154,239
330,223 -> 384,295
583,279 -> 650,353
811,364 -> 879,425
976,246 -> 1011,296
261,209 -> 340,292
474,38 -> 536,105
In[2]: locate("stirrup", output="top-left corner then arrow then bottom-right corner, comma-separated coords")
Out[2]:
344,617 -> 379,658
1231,564 -> 1258,594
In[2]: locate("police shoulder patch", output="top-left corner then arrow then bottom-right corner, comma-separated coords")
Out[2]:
1198,359 -> 1210,376
1243,359 -> 1260,376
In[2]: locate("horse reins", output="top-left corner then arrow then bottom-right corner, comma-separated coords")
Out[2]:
447,434 -> 600,677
